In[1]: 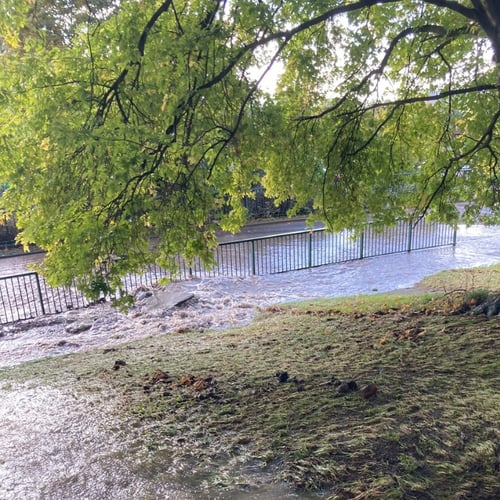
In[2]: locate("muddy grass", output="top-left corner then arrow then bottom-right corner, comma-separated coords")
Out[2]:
1,266 -> 500,498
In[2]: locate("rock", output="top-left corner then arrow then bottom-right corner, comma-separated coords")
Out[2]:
471,294 -> 500,317
336,382 -> 350,395
335,380 -> 358,396
65,323 -> 92,334
136,290 -> 153,301
360,383 -> 378,399
112,359 -> 127,370
347,380 -> 358,391
142,290 -> 195,313
486,295 -> 500,317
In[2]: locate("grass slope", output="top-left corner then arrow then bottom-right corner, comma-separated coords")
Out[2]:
1,266 -> 499,498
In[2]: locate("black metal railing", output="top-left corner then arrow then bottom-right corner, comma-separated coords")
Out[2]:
184,219 -> 456,277
0,272 -> 91,323
0,219 -> 456,324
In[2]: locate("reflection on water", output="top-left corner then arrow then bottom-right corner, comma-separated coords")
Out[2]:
0,224 -> 497,292
180,224 -> 499,304
0,252 -> 43,277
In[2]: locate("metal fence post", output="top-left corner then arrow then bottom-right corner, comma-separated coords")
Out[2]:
250,240 -> 256,275
359,229 -> 365,259
407,221 -> 413,252
452,226 -> 457,247
35,273 -> 46,315
308,231 -> 313,268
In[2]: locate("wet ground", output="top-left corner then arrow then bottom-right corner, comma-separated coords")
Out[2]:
0,223 -> 498,499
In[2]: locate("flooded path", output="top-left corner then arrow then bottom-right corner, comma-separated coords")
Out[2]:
0,384 -> 310,499
0,223 -> 498,499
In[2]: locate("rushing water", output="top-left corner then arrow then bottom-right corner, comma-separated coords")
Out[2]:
0,223 -> 498,299
171,223 -> 500,304
0,224 -> 498,499
1,225 -> 498,370
0,384 -> 313,500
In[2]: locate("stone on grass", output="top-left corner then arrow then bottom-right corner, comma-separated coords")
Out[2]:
65,323 -> 92,334
359,383 -> 378,399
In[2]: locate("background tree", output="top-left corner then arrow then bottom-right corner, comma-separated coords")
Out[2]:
0,0 -> 498,299
0,0 -> 117,50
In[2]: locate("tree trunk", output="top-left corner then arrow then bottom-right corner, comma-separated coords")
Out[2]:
472,293 -> 500,317
474,0 -> 500,64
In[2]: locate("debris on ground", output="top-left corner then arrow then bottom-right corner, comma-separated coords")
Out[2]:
112,359 -> 127,371
359,383 -> 378,399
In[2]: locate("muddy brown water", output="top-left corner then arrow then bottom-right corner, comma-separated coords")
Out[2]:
0,224 -> 498,499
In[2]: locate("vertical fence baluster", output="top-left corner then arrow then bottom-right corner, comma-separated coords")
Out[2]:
307,231 -> 312,267
251,239 -> 256,275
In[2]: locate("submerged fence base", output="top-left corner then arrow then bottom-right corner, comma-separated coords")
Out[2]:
0,220 -> 456,324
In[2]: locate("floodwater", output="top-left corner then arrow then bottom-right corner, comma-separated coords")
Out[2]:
167,223 -> 500,304
0,251 -> 43,277
0,385 -> 311,500
0,223 -> 498,297
0,223 -> 498,500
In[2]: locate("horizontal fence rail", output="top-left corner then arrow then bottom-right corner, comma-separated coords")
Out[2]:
0,219 -> 456,324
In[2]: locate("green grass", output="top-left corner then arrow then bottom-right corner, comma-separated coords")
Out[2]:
1,266 -> 500,498
417,263 -> 500,293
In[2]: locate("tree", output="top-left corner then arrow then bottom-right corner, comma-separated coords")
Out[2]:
0,0 -> 117,50
0,1 -> 498,299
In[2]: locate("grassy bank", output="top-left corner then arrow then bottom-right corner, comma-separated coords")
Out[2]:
2,265 -> 500,498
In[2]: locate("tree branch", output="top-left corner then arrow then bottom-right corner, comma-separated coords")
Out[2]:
137,1 -> 173,57
423,0 -> 479,22
415,106 -> 500,218
357,84 -> 498,113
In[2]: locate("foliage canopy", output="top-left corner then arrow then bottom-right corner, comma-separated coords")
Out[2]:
0,0 -> 499,297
